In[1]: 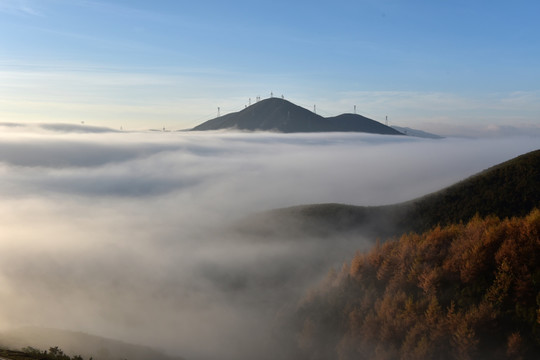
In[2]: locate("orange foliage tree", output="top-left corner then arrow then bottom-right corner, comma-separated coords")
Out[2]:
296,209 -> 540,360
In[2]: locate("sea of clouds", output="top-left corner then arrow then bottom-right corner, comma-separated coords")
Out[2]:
0,124 -> 538,359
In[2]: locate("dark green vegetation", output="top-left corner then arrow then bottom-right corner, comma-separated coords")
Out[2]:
245,149 -> 540,240
191,97 -> 402,134
401,149 -> 540,232
0,327 -> 183,360
0,346 -> 87,360
295,209 -> 540,360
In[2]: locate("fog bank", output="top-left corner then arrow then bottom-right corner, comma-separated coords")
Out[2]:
0,125 -> 538,359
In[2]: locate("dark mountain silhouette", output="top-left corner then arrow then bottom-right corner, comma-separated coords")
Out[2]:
191,97 -> 402,134
238,149 -> 540,240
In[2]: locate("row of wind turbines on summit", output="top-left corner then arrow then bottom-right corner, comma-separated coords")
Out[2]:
216,92 -> 390,127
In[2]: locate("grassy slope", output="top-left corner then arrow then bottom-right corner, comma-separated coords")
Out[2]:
401,149 -> 540,232
0,349 -> 36,360
256,149 -> 540,239
0,327 -> 184,360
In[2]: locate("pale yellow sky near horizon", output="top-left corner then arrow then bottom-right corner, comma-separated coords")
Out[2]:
2,65 -> 539,136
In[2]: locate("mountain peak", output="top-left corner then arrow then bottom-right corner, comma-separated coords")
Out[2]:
191,98 -> 402,134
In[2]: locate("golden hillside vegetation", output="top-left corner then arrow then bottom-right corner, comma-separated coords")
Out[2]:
296,209 -> 540,360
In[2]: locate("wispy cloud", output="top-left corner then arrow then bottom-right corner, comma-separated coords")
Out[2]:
320,90 -> 540,136
0,0 -> 41,16
1,56 -> 539,135
0,62 -> 295,129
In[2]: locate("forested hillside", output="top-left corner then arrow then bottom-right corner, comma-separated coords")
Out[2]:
295,209 -> 540,360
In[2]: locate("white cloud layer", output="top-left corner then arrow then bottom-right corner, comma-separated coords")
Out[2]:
0,126 -> 538,359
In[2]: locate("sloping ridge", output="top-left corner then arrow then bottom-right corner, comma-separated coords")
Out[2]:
191,97 -> 402,134
400,148 -> 540,231
239,149 -> 540,239
0,326 -> 185,360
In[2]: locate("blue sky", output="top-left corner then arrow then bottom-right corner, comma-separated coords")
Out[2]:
1,0 -> 539,134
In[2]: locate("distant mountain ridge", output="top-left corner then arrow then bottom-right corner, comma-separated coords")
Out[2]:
191,97 -> 402,134
391,125 -> 444,139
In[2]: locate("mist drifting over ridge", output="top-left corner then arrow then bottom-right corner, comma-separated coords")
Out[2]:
0,124 -> 539,360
